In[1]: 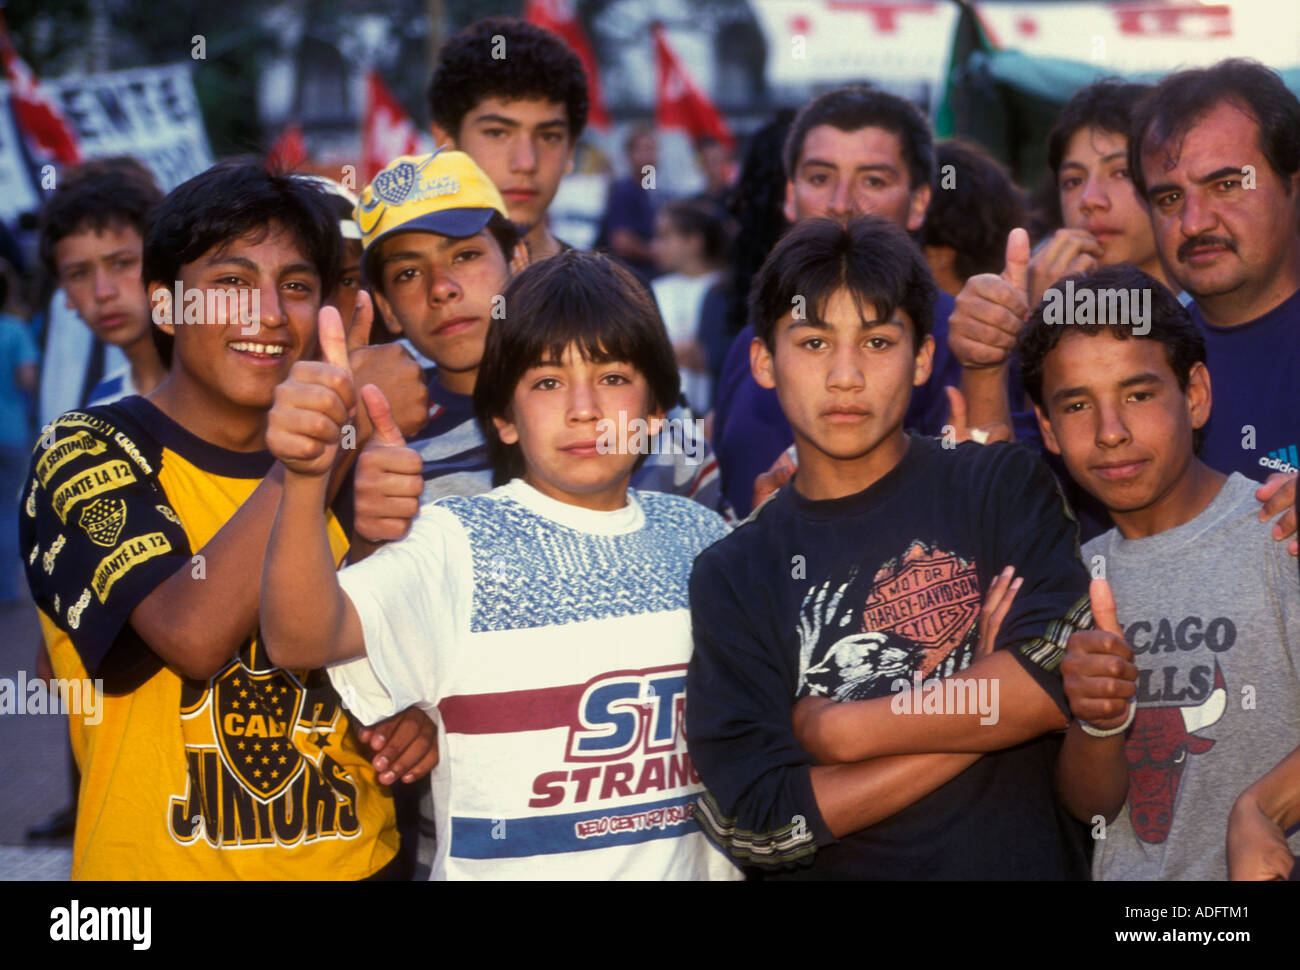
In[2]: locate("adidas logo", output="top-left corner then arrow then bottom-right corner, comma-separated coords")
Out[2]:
1259,444 -> 1299,474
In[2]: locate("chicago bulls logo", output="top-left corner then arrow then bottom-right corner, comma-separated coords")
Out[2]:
1125,663 -> 1227,843
213,665 -> 305,802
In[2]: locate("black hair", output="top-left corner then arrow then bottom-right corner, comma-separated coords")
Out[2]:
923,139 -> 1027,281
783,84 -> 934,192
1042,79 -> 1151,228
143,158 -> 342,364
750,215 -> 936,351
725,108 -> 795,336
473,249 -> 680,486
1129,58 -> 1300,201
1017,264 -> 1207,451
427,17 -> 589,142
659,199 -> 729,266
38,156 -> 163,277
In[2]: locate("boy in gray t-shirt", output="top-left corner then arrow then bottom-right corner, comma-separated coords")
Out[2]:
1017,264 -> 1300,880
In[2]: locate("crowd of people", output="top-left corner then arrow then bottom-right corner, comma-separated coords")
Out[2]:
6,14 -> 1300,881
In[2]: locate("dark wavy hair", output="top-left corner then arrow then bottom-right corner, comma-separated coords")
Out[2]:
38,156 -> 163,277
923,139 -> 1027,281
1129,58 -> 1300,201
427,17 -> 589,141
750,215 -> 936,351
474,249 -> 680,486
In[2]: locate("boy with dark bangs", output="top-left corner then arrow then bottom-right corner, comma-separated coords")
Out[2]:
260,250 -> 741,880
686,215 -> 1093,879
1019,265 -> 1300,880
21,158 -> 436,879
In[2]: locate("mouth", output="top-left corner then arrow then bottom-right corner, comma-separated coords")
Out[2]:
1179,237 -> 1236,265
560,439 -> 601,457
228,340 -> 289,364
1086,226 -> 1121,242
97,313 -> 129,330
822,406 -> 871,423
502,187 -> 538,202
434,315 -> 479,337
1091,458 -> 1149,482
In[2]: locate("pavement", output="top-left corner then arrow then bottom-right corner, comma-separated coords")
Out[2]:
0,587 -> 74,881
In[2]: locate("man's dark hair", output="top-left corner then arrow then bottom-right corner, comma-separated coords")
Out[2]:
750,215 -> 936,351
1041,79 -> 1151,227
1017,264 -> 1207,451
923,139 -> 1027,281
782,84 -> 934,192
1128,58 -> 1300,200
660,199 -> 729,265
143,159 -> 342,363
38,156 -> 163,277
474,249 -> 679,486
427,17 -> 589,141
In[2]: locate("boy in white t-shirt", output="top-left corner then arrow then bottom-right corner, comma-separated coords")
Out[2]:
259,247 -> 741,880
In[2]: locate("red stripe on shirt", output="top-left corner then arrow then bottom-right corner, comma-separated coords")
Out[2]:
439,682 -> 587,735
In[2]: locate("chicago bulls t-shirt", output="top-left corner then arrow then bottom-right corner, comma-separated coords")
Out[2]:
1084,472 -> 1300,880
328,479 -> 741,881
686,435 -> 1093,878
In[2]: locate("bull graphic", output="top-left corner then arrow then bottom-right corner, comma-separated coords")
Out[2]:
1124,664 -> 1226,844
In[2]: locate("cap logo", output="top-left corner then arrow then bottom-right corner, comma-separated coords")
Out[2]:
372,160 -> 418,205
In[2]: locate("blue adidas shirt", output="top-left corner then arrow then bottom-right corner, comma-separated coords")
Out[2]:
1191,286 -> 1300,481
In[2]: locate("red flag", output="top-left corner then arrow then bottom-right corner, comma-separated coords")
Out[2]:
267,122 -> 308,171
0,13 -> 80,164
653,25 -> 734,151
362,70 -> 420,182
524,0 -> 610,131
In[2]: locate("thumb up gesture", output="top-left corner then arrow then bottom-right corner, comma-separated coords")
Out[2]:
1061,577 -> 1139,731
947,228 -> 1031,371
352,384 -> 425,544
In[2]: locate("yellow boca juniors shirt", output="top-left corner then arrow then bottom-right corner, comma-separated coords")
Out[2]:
20,397 -> 398,880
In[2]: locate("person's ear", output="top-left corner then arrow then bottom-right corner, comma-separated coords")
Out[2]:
1186,361 -> 1213,430
1036,404 -> 1062,456
751,334 -> 777,390
148,282 -> 175,337
783,179 -> 797,225
912,333 -> 934,387
906,183 -> 932,234
492,413 -> 519,446
371,288 -> 403,336
431,121 -> 457,150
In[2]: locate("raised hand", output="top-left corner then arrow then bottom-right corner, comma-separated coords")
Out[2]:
948,228 -> 1032,370
751,445 -> 798,511
353,384 -> 425,544
1026,228 -> 1103,307
1061,577 -> 1139,731
975,565 -> 1023,659
266,306 -> 357,478
942,385 -> 1012,446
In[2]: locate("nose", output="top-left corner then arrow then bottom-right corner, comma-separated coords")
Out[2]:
428,265 -> 463,307
249,280 -> 286,335
1180,188 -> 1218,238
511,134 -> 538,174
93,267 -> 119,302
567,378 -> 601,424
1078,173 -> 1109,214
1094,401 -> 1132,450
827,178 -> 853,221
826,343 -> 865,392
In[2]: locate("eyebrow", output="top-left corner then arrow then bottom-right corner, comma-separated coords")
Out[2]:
1060,151 -> 1127,171
472,113 -> 567,131
799,158 -> 898,176
1145,165 -> 1245,199
1049,371 -> 1163,406
381,236 -> 479,266
788,316 -> 902,333
206,254 -> 316,278
60,249 -> 136,270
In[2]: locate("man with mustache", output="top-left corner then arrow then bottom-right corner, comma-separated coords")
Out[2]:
1130,58 -> 1300,489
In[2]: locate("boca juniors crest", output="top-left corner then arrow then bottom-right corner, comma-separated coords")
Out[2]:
213,664 -> 305,802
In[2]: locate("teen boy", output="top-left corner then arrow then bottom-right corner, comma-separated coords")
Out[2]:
686,215 -> 1093,879
260,250 -> 741,881
39,156 -> 167,405
1019,265 -> 1300,880
350,150 -> 721,549
21,159 -> 432,879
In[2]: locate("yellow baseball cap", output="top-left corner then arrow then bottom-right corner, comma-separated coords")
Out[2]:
357,148 -> 512,282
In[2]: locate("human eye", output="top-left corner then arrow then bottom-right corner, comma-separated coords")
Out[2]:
453,247 -> 482,263
390,266 -> 417,284
532,376 -> 560,391
1060,176 -> 1082,192
1128,389 -> 1155,403
866,335 -> 893,350
1153,190 -> 1180,210
1215,178 -> 1241,193
541,131 -> 565,145
1062,400 -> 1088,414
600,371 -> 631,385
800,336 -> 826,351
1114,167 -> 1132,181
807,173 -> 829,187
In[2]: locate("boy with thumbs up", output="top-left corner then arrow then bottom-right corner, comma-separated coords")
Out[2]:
1020,264 -> 1300,880
20,159 -> 435,879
